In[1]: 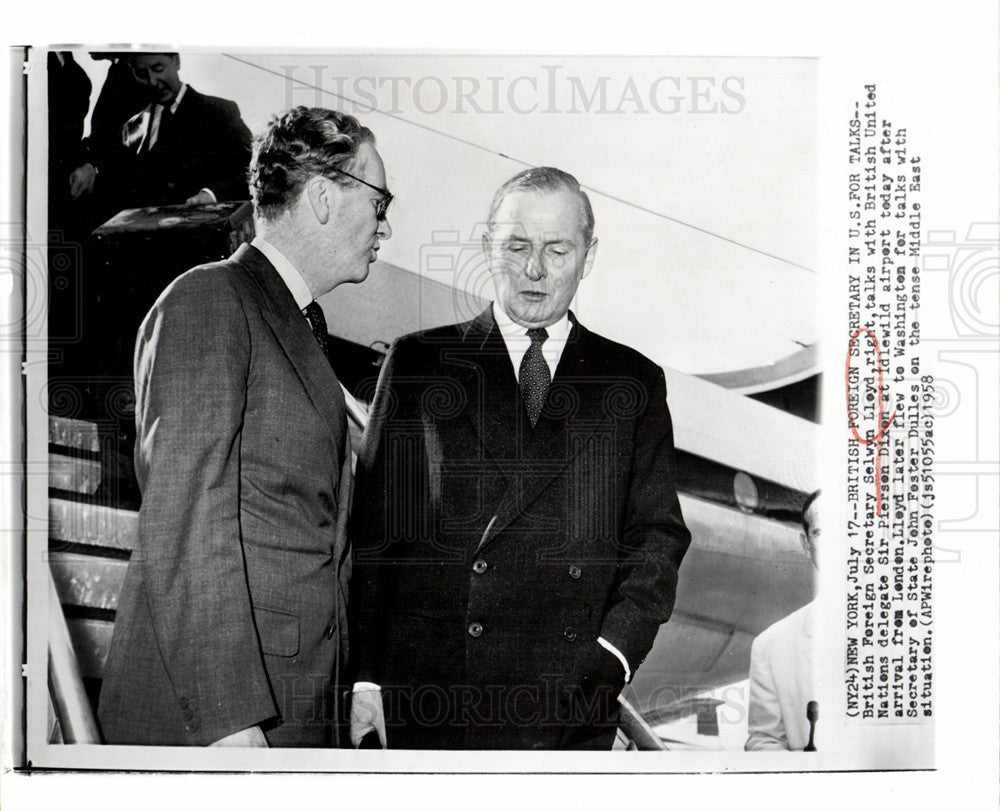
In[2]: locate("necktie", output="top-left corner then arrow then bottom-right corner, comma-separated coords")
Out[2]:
519,327 -> 550,427
148,104 -> 168,151
303,301 -> 329,359
139,105 -> 162,154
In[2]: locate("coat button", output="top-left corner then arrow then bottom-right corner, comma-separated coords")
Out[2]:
179,696 -> 189,709
185,719 -> 200,733
468,622 -> 484,638
564,627 -> 578,642
568,565 -> 582,579
472,559 -> 488,574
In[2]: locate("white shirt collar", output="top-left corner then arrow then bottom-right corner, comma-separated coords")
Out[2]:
491,302 -> 573,380
142,85 -> 188,151
168,83 -> 188,114
251,236 -> 314,310
148,83 -> 188,116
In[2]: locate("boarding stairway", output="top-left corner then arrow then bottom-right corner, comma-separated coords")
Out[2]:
47,414 -> 136,743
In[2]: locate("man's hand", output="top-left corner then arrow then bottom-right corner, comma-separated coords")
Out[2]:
560,641 -> 627,746
349,688 -> 387,748
209,725 -> 269,747
68,163 -> 96,199
184,189 -> 216,205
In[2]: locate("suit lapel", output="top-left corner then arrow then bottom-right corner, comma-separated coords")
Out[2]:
455,311 -> 523,470
473,313 -> 614,553
542,315 -> 611,429
233,244 -> 347,448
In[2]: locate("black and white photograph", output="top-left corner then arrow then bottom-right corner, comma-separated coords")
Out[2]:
1,2 -> 997,809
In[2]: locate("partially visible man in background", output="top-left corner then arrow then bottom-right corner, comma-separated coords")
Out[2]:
69,52 -> 252,219
98,106 -> 392,747
47,51 -> 91,237
745,490 -> 823,751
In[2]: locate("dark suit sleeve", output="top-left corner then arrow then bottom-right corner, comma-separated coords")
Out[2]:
348,340 -> 403,685
85,116 -> 135,215
199,98 -> 252,202
599,365 -> 691,674
132,271 -> 276,744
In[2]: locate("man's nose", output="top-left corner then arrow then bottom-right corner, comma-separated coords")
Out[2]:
377,217 -> 392,240
522,250 -> 545,281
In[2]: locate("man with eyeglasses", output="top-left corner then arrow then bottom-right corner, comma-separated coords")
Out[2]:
98,107 -> 391,748
349,167 -> 689,749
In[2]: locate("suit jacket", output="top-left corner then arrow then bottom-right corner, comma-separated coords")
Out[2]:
98,244 -> 352,747
95,85 -> 252,215
47,52 -> 91,227
745,603 -> 815,751
351,308 -> 691,749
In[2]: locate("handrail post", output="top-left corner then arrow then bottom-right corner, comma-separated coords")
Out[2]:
48,571 -> 101,744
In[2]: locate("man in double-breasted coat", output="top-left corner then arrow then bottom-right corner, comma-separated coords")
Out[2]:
349,167 -> 690,750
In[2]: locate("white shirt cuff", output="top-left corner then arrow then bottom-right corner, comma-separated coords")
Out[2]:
352,682 -> 381,693
597,636 -> 632,682
199,187 -> 218,202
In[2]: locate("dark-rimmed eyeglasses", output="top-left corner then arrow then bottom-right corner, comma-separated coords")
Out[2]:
328,167 -> 393,221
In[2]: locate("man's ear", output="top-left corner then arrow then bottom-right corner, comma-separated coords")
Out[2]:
581,237 -> 598,279
305,176 -> 332,225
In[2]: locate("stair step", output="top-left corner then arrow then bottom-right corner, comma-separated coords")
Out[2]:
50,554 -> 128,610
48,416 -> 100,453
48,452 -> 102,495
49,498 -> 137,551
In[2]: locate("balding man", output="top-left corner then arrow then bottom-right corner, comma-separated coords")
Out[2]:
349,167 -> 690,750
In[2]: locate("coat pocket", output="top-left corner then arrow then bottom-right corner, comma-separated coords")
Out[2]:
254,605 -> 300,657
